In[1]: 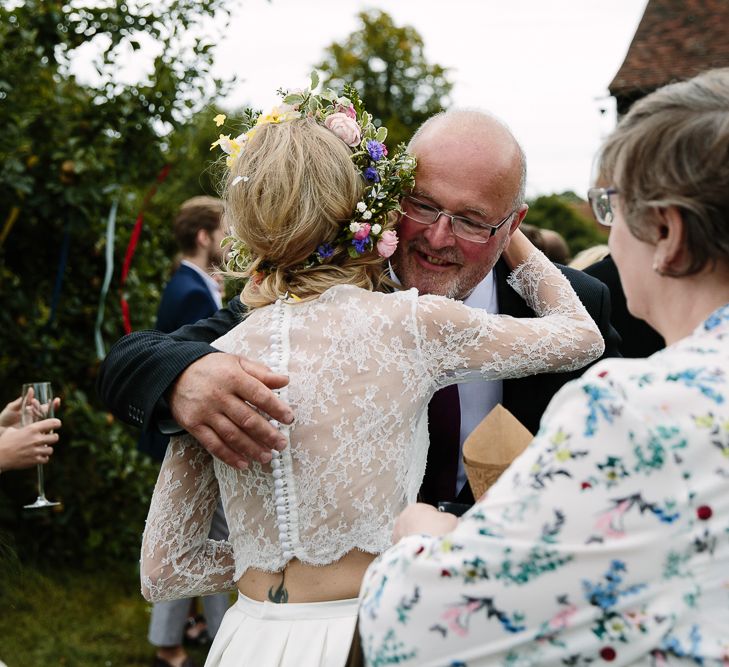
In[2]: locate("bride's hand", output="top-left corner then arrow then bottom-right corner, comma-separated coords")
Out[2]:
501,228 -> 536,270
392,503 -> 459,543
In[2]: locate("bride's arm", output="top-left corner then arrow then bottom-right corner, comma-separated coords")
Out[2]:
415,230 -> 605,386
140,435 -> 236,602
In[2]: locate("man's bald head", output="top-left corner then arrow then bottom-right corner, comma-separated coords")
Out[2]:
408,109 -> 527,209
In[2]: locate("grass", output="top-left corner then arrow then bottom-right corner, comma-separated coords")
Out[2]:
0,558 -> 217,667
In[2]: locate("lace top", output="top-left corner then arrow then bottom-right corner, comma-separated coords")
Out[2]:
141,250 -> 604,601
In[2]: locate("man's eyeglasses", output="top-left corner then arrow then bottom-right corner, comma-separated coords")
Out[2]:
401,195 -> 515,243
587,187 -> 619,227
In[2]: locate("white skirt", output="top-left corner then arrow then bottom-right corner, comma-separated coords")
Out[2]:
204,593 -> 359,667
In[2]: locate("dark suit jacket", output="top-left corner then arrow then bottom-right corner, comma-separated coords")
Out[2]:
98,262 -> 620,471
136,264 -> 219,460
156,264 -> 219,334
584,255 -> 664,358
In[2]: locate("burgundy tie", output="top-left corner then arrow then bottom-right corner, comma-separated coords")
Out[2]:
419,384 -> 461,506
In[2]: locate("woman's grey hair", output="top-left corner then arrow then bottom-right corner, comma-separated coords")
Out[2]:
596,67 -> 729,276
408,109 -> 527,209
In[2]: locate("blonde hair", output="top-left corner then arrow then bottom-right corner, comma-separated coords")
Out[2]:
224,118 -> 395,308
596,67 -> 729,276
569,244 -> 610,271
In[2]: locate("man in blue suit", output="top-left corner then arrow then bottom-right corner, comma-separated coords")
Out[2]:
141,196 -> 230,667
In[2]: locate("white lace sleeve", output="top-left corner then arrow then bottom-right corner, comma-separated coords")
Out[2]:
416,249 -> 605,388
140,434 -> 236,602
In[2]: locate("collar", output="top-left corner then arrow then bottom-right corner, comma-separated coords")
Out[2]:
180,259 -> 222,308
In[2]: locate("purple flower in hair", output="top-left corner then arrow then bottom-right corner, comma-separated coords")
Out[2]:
352,237 -> 369,254
317,243 -> 335,260
363,166 -> 380,183
366,139 -> 387,161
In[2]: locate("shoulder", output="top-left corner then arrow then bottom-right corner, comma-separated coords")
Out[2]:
162,265 -> 205,295
320,284 -> 420,307
556,264 -> 609,301
552,341 -> 722,423
583,255 -> 617,283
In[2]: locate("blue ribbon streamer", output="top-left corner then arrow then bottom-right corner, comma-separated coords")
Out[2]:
94,198 -> 119,359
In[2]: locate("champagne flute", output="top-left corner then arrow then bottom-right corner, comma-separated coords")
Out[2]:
21,382 -> 60,509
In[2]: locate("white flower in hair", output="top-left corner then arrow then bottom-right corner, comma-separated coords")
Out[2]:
371,223 -> 382,235
350,222 -> 362,233
362,210 -> 372,221
356,202 -> 367,213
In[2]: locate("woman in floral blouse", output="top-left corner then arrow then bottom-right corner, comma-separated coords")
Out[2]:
358,67 -> 729,667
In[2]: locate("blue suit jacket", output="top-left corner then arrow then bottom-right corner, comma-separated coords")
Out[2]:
138,263 -> 219,460
156,264 -> 219,334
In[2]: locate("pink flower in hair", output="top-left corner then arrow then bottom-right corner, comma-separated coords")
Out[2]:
377,230 -> 398,258
353,223 -> 371,241
335,98 -> 357,119
324,112 -> 361,147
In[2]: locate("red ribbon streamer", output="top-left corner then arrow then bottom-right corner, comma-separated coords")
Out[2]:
120,164 -> 171,334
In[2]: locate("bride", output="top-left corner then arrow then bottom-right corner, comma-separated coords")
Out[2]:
140,81 -> 604,667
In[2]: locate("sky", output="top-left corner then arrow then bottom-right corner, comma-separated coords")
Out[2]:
73,0 -> 650,198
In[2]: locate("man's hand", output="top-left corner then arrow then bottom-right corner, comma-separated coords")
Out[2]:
392,502 -> 459,543
169,353 -> 293,469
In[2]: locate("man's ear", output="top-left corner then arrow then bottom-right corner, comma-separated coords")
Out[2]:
653,206 -> 688,275
508,204 -> 529,236
196,228 -> 211,249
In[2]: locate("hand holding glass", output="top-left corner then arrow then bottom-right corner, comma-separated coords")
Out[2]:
22,382 -> 60,509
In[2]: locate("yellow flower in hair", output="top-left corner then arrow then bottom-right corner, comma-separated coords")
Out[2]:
210,134 -> 232,151
214,113 -> 226,127
255,104 -> 299,127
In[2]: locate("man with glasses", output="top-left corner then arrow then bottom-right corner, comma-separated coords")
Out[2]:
97,109 -> 619,508
391,110 -> 619,505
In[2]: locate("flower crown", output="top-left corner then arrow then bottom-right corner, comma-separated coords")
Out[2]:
211,72 -> 416,274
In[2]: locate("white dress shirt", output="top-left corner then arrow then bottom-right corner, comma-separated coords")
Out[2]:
456,271 -> 502,493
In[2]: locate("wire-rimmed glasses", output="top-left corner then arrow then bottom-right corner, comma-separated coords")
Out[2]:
587,187 -> 619,227
401,195 -> 515,243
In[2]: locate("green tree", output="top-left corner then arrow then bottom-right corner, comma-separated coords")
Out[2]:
315,9 -> 453,149
0,0 -> 230,566
526,192 -> 608,257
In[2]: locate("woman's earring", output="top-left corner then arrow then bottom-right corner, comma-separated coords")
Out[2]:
653,260 -> 665,275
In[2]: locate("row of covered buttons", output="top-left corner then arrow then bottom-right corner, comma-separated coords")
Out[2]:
271,448 -> 293,559
271,298 -> 294,560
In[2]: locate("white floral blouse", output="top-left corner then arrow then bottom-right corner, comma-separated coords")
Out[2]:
359,303 -> 729,666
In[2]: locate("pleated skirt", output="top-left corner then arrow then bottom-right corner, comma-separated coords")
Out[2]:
204,593 -> 359,667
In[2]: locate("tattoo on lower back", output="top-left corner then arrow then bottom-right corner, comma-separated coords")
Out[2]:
267,571 -> 289,603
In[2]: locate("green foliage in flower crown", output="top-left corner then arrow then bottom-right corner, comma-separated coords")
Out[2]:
211,73 -> 416,272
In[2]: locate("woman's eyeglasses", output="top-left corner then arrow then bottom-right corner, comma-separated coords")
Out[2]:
587,187 -> 619,227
